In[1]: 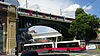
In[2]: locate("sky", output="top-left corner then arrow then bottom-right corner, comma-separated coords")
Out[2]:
74,0 -> 100,18
18,0 -> 100,18
3,0 -> 100,33
28,26 -> 58,33
18,0 -> 76,18
4,0 -> 100,18
4,0 -> 20,6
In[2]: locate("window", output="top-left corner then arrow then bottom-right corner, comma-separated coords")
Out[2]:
57,42 -> 79,48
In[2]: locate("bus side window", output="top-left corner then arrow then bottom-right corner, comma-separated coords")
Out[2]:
35,46 -> 37,49
44,45 -> 46,48
47,45 -> 49,48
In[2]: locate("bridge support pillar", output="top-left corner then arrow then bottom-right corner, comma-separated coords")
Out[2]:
1,5 -> 17,54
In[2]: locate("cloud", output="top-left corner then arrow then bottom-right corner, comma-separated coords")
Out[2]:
4,0 -> 92,18
63,4 -> 80,12
18,0 -> 74,17
82,5 -> 92,10
62,4 -> 80,18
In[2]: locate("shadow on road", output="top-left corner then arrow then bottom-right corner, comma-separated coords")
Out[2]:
21,50 -> 70,56
39,54 -> 69,56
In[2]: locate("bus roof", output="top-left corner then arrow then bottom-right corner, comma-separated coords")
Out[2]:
56,40 -> 80,43
31,32 -> 62,39
24,42 -> 53,46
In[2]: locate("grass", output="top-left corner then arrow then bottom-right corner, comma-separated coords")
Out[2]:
88,48 -> 100,51
94,48 -> 100,50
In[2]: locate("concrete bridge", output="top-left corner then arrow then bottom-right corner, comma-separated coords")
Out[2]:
0,1 -> 74,54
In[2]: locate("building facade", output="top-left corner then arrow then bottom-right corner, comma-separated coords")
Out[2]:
0,2 -> 16,54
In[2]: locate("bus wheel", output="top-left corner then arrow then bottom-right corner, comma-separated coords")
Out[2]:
48,49 -> 52,53
66,49 -> 70,52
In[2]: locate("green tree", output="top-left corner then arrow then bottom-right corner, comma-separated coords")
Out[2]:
69,8 -> 99,43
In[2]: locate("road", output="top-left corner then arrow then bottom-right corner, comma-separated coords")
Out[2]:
39,50 -> 100,56
0,50 -> 100,56
85,50 -> 100,54
39,53 -> 100,56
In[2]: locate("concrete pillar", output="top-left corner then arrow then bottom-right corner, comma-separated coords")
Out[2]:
5,5 -> 16,54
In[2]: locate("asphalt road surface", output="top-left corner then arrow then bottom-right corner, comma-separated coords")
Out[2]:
38,50 -> 100,56
1,50 -> 100,56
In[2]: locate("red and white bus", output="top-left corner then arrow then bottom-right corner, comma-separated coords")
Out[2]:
55,40 -> 86,52
22,40 -> 86,53
23,42 -> 54,53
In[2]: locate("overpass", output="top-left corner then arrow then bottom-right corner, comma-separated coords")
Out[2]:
17,7 -> 74,41
0,1 -> 74,54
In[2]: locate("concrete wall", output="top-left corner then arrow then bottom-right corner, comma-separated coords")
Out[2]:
6,5 -> 16,54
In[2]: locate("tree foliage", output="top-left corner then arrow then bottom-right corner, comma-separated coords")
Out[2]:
69,8 -> 100,42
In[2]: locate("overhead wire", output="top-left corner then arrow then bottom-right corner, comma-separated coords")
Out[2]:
83,0 -> 100,17
84,0 -> 97,9
73,0 -> 98,13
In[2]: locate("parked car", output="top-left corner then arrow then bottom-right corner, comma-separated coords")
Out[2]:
21,50 -> 38,56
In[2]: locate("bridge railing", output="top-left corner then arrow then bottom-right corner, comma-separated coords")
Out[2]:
17,7 -> 74,23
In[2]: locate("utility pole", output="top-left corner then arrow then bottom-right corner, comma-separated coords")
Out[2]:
60,9 -> 62,15
26,0 -> 28,8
